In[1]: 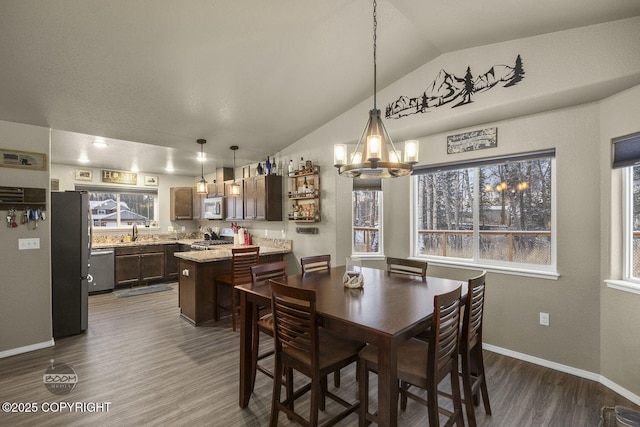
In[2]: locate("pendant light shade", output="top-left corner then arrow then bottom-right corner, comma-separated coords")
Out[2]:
334,0 -> 417,179
229,145 -> 241,196
196,139 -> 208,194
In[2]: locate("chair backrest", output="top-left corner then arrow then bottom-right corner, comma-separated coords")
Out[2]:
250,261 -> 288,285
300,254 -> 331,274
461,271 -> 487,351
269,279 -> 319,368
386,257 -> 428,281
428,286 -> 462,382
230,247 -> 260,285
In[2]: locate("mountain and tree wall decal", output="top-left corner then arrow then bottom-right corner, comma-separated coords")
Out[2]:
385,55 -> 525,119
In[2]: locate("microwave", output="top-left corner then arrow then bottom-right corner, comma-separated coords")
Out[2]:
203,196 -> 225,220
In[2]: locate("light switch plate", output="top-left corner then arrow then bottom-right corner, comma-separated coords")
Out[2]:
18,238 -> 40,250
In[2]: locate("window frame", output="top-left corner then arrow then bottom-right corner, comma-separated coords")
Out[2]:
76,185 -> 159,230
351,189 -> 384,258
622,166 -> 639,283
410,154 -> 558,279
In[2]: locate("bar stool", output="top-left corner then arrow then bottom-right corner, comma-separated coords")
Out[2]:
215,246 -> 260,331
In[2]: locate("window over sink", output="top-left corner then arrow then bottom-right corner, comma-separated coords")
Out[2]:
76,185 -> 158,229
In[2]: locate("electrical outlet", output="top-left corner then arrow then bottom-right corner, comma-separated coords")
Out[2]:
18,238 -> 40,250
539,312 -> 549,326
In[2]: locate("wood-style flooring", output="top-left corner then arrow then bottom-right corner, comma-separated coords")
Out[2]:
0,284 -> 638,426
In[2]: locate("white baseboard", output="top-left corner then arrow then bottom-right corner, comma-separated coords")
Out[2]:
0,339 -> 55,359
484,343 -> 640,406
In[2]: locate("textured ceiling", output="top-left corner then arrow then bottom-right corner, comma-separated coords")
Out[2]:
0,0 -> 638,175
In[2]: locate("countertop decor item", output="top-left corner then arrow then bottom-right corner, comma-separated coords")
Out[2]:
333,0 -> 418,179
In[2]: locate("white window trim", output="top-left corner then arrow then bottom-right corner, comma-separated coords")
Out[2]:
606,167 -> 640,295
410,157 -> 558,277
352,190 -> 384,257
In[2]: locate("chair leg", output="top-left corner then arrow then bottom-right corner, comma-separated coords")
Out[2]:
400,381 -> 409,410
250,307 -> 259,391
358,360 -> 369,427
450,365 -> 465,427
475,348 -> 492,415
231,287 -> 237,332
320,375 -> 327,411
461,349 -> 478,427
310,376 -> 321,427
269,355 -> 282,427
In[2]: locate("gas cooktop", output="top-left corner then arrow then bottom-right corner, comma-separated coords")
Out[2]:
190,240 -> 231,250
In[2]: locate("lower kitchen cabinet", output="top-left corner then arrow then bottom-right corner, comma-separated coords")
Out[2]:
165,244 -> 190,280
115,245 -> 166,287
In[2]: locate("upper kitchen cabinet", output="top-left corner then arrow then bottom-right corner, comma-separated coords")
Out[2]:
244,175 -> 282,221
225,181 -> 244,221
208,168 -> 233,197
170,187 -> 193,220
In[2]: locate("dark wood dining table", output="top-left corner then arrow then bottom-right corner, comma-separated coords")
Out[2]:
237,265 -> 466,427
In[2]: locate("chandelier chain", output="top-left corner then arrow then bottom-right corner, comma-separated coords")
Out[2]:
373,0 -> 377,109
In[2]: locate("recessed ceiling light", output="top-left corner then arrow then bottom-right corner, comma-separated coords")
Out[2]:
78,157 -> 90,163
92,138 -> 107,148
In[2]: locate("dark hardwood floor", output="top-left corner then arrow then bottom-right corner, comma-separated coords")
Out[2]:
0,285 -> 637,426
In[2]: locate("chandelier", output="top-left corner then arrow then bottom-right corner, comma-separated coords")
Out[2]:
334,0 -> 418,178
196,139 -> 208,194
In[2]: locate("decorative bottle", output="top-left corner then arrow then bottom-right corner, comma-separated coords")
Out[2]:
265,156 -> 271,175
299,157 -> 305,172
288,159 -> 294,175
303,176 -> 309,193
256,162 -> 263,175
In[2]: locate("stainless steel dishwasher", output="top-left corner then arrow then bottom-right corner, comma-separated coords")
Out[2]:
88,249 -> 115,294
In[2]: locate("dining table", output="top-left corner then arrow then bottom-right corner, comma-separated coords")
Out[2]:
237,265 -> 466,427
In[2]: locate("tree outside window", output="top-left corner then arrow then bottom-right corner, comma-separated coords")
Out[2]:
414,155 -> 553,269
352,190 -> 383,256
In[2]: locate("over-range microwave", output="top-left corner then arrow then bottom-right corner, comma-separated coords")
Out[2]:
203,196 -> 225,220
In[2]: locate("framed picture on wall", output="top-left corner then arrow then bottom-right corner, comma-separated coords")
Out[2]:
144,175 -> 159,186
0,148 -> 47,171
75,169 -> 93,181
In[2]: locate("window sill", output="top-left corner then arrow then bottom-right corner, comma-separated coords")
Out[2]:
351,254 -> 385,261
413,257 -> 560,280
604,280 -> 640,295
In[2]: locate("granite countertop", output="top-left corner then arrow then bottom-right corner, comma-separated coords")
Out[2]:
92,239 -> 198,249
174,245 -> 291,263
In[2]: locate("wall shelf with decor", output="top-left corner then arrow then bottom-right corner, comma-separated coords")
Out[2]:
0,186 -> 46,210
287,166 -> 320,223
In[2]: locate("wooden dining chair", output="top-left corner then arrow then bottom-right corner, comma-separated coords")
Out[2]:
300,253 -> 344,388
386,257 -> 428,281
300,254 -> 331,274
249,261 -> 288,388
268,279 -> 363,427
459,271 -> 491,427
215,246 -> 260,332
358,286 -> 464,427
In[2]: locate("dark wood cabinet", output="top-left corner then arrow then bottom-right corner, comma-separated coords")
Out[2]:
244,175 -> 282,221
170,187 -> 193,220
225,181 -> 244,220
115,245 -> 165,287
165,244 -> 190,279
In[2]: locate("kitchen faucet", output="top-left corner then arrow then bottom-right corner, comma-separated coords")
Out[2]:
132,224 -> 138,241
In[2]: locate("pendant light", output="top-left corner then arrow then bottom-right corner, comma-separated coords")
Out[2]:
196,139 -> 208,194
229,145 -> 241,196
334,0 -> 418,179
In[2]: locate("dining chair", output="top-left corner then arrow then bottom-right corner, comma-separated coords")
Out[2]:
459,271 -> 491,427
249,261 -> 288,388
358,286 -> 464,427
215,246 -> 260,332
300,253 -> 345,388
386,257 -> 428,281
300,254 -> 331,274
268,279 -> 363,427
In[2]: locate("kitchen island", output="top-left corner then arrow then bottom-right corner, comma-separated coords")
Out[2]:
174,239 -> 292,326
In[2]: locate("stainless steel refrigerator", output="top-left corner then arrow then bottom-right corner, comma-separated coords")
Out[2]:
51,191 -> 91,338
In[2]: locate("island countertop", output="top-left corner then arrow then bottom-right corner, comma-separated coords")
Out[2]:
174,244 -> 290,263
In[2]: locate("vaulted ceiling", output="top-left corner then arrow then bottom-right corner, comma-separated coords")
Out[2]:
1,0 -> 638,174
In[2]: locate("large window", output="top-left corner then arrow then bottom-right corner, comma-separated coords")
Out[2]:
352,190 -> 383,256
413,150 -> 555,273
623,166 -> 640,282
77,186 -> 158,229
